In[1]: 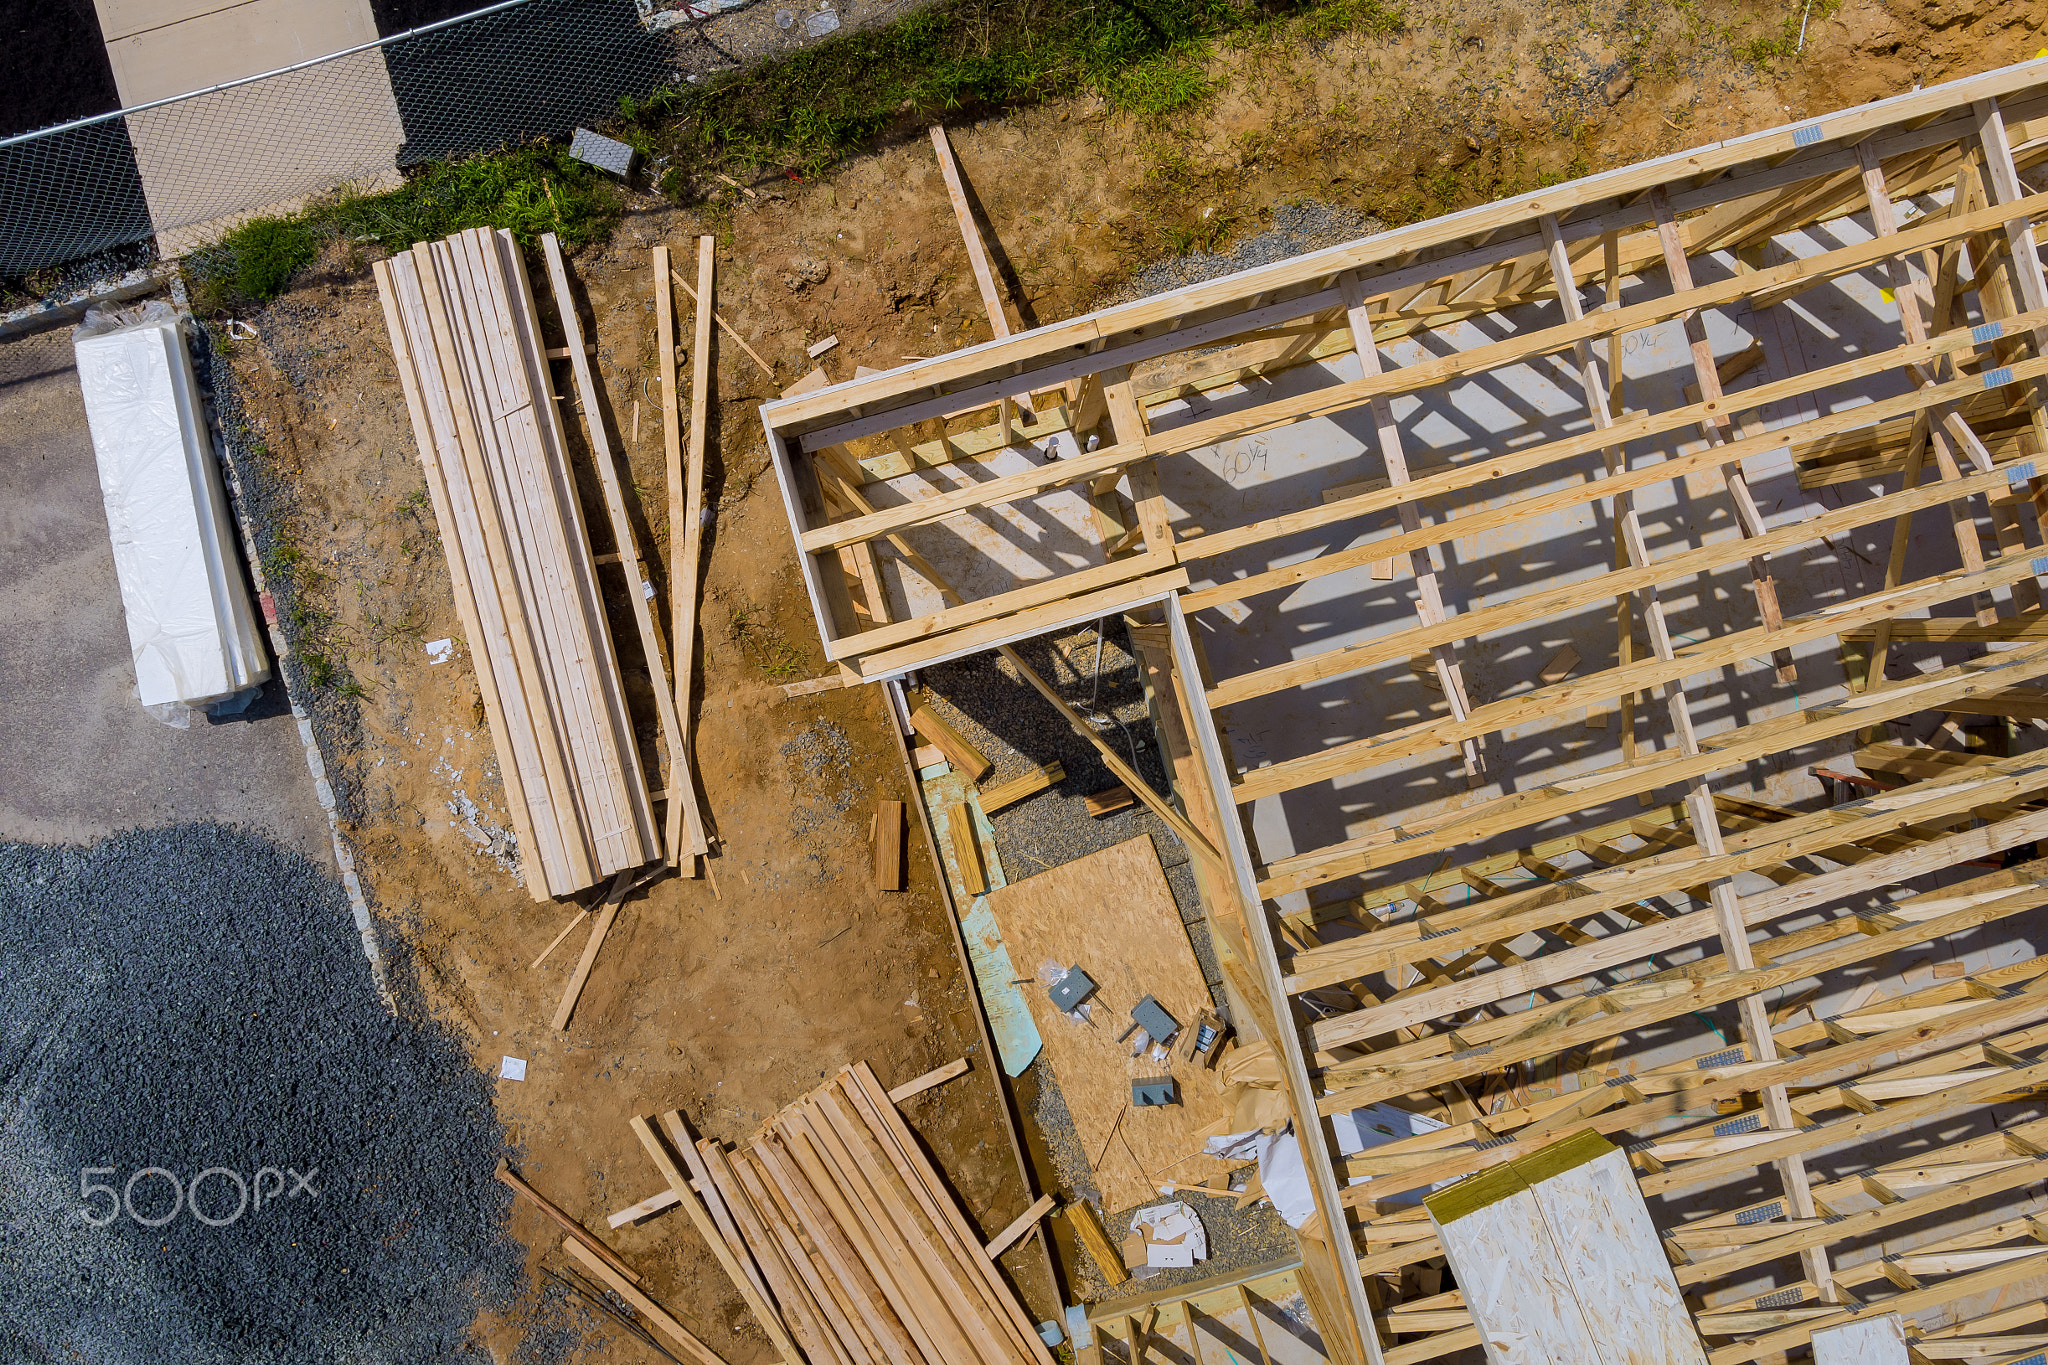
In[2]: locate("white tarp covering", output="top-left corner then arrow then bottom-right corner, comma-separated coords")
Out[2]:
75,304 -> 268,708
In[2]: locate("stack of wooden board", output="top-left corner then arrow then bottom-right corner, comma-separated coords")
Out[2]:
374,228 -> 657,900
648,1062 -> 1054,1365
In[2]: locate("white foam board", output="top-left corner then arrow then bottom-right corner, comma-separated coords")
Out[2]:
76,314 -> 268,706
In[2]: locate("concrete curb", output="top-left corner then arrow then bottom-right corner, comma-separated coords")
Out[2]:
0,266 -> 170,344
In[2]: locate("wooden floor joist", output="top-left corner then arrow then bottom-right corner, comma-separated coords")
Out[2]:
762,60 -> 2048,1365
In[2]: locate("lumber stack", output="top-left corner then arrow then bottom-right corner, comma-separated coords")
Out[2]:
653,1062 -> 1053,1365
374,228 -> 657,900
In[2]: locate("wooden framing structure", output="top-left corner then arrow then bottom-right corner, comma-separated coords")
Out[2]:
763,60 -> 2048,1365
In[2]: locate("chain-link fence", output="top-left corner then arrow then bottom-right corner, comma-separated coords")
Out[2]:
0,0 -> 686,278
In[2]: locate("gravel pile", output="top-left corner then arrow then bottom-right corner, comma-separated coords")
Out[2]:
778,718 -> 862,846
0,823 -> 528,1364
1108,200 -> 1385,305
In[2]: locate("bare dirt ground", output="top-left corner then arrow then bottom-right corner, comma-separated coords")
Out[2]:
220,0 -> 2048,1358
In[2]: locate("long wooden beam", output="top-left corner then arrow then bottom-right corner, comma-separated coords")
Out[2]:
763,71 -> 2048,444
1232,499 -> 2039,805
1286,744 -> 2048,991
1162,594 -> 1384,1365
1318,872 -> 2048,1114
1206,349 -> 2048,710
1258,639 -> 2048,897
1179,306 -> 2048,616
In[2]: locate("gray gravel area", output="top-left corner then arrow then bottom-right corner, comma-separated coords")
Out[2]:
1106,201 -> 1385,306
779,717 -> 862,844
0,823 -> 539,1364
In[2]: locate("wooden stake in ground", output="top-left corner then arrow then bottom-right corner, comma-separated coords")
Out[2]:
669,235 -> 717,865
496,1160 -> 643,1286
551,868 -> 633,1030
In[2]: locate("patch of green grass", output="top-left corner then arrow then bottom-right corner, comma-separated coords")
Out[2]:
1297,0 -> 1403,44
626,0 -> 1404,180
1109,51 -> 1217,116
222,215 -> 318,302
326,145 -> 622,254
187,144 -> 622,312
261,540 -> 304,582
1163,209 -> 1237,255
1735,0 -> 1839,71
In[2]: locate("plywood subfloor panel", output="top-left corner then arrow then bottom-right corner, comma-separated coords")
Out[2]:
984,835 -> 1229,1211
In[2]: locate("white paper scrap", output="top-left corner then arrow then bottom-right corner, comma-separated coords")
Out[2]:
1148,1240 -> 1196,1268
425,638 -> 455,664
500,1056 -> 528,1081
1130,1199 -> 1208,1265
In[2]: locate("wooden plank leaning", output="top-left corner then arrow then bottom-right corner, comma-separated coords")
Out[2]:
540,233 -> 701,864
632,1112 -> 806,1365
669,235 -> 719,859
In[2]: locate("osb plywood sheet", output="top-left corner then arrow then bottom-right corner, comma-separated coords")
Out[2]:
984,835 -> 1228,1211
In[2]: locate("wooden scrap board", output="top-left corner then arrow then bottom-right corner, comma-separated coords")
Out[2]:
983,835 -> 1230,1210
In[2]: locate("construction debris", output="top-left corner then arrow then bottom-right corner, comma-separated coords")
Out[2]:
567,127 -> 636,177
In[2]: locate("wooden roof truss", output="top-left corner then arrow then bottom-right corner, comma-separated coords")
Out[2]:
762,58 -> 2048,1365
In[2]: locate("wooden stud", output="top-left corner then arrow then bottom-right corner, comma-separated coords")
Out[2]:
540,234 -> 702,862
560,1238 -> 733,1365
947,803 -> 988,896
496,1160 -> 643,1286
979,762 -> 1065,815
984,1193 -> 1056,1259
874,799 -> 906,891
1064,1198 -> 1130,1287
910,705 -> 995,782
1084,784 -> 1136,817
551,868 -> 634,1031
885,1056 -> 970,1104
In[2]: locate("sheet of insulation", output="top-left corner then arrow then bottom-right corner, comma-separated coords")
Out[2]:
74,307 -> 268,708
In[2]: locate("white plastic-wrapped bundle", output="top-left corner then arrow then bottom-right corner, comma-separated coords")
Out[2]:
74,303 -> 269,709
